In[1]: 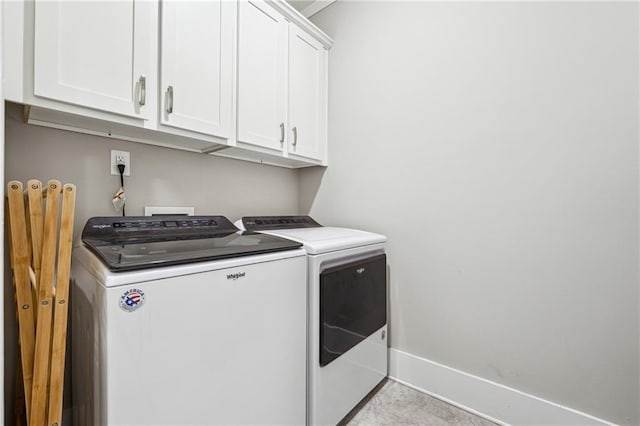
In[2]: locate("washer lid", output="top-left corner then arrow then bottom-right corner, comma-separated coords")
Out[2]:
82,216 -> 302,271
244,227 -> 385,255
239,216 -> 386,254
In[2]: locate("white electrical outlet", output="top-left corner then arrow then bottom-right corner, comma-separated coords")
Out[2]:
110,150 -> 131,176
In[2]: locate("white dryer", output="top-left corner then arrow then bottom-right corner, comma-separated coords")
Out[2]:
71,216 -> 307,425
238,216 -> 388,426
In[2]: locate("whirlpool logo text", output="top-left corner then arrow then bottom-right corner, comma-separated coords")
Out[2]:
227,272 -> 246,280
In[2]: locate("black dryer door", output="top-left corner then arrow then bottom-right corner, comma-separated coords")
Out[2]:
320,254 -> 387,367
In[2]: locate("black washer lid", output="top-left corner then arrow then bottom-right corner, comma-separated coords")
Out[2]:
81,216 -> 303,271
242,216 -> 322,231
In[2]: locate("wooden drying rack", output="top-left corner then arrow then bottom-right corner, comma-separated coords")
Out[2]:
7,179 -> 76,426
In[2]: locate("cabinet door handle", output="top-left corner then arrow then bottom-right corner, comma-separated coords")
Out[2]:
280,123 -> 285,143
138,75 -> 146,106
292,126 -> 297,146
166,86 -> 174,114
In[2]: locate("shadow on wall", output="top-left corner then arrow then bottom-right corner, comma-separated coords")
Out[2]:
298,166 -> 326,214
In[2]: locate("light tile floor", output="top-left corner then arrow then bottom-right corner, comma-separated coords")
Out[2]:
347,380 -> 497,426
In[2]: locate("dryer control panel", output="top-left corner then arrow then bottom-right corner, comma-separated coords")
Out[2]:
242,216 -> 322,231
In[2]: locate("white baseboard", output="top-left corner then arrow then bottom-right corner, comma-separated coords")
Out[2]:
389,348 -> 616,426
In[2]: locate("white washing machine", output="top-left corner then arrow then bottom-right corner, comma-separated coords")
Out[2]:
238,216 -> 388,426
71,216 -> 307,425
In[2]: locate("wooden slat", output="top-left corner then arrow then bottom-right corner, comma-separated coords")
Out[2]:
23,197 -> 38,328
30,179 -> 62,425
27,180 -> 44,329
47,184 -> 76,426
6,198 -> 13,271
7,181 -> 37,423
23,194 -> 32,269
6,199 -> 26,426
27,180 -> 44,292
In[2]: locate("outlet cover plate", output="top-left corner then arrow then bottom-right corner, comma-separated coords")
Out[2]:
110,150 -> 131,176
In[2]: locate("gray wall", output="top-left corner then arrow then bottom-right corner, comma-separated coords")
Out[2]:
3,101 -> 300,423
5,103 -> 299,240
302,2 -> 640,424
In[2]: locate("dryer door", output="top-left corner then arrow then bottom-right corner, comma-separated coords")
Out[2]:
319,254 -> 387,367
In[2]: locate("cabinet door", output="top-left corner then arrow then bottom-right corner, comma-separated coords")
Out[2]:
237,0 -> 288,152
288,26 -> 326,162
160,1 -> 234,138
34,1 -> 153,120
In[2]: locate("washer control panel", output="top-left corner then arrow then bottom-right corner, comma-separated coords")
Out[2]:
112,218 -> 218,229
83,216 -> 235,239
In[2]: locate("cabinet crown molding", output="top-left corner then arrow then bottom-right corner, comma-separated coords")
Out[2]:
264,0 -> 334,49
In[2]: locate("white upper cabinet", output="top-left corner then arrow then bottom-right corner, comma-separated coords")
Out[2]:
7,0 -> 333,167
237,0 -> 288,152
33,1 -> 154,120
287,25 -> 326,162
236,0 -> 328,164
160,1 -> 235,138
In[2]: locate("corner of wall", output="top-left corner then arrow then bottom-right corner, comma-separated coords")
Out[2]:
297,166 -> 326,215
